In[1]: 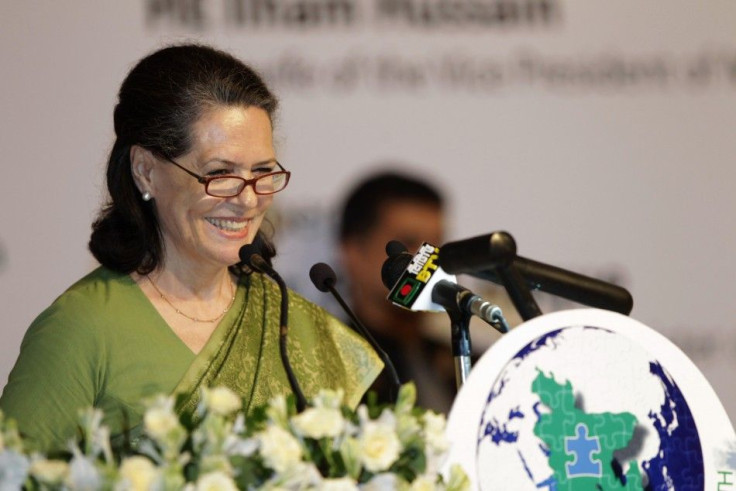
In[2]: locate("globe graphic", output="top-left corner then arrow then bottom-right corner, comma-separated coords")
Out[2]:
475,325 -> 703,490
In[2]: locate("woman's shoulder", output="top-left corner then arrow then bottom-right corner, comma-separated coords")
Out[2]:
28,266 -> 135,336
66,265 -> 132,293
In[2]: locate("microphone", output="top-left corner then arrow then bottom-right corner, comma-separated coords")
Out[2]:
438,232 -> 634,315
239,244 -> 308,412
382,243 -> 510,334
385,240 -> 408,257
432,280 -> 510,333
309,262 -> 401,403
438,231 -> 517,272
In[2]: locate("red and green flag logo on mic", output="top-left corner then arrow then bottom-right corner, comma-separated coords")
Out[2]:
388,243 -> 440,308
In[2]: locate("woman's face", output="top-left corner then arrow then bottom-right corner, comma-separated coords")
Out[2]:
144,105 -> 277,272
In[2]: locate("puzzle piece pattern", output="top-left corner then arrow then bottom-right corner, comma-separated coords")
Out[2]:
532,369 -> 643,490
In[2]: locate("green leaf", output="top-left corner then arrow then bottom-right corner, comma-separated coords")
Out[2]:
390,444 -> 425,482
231,454 -> 272,489
339,437 -> 362,480
395,383 -> 417,415
444,463 -> 471,491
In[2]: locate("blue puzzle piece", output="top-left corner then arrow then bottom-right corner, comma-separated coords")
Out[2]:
565,423 -> 602,478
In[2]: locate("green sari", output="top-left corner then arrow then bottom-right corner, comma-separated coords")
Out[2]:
0,267 -> 382,451
174,271 -> 383,415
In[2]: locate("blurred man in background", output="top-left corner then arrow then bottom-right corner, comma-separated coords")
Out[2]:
338,171 -> 456,413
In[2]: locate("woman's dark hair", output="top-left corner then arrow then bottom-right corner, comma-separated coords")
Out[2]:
89,44 -> 278,274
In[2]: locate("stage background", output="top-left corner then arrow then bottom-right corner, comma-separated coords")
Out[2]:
1,1 -> 735,419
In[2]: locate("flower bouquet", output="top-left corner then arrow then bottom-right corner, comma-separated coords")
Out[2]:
0,384 -> 468,490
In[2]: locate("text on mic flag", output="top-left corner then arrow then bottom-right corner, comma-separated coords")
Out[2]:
387,242 -> 457,311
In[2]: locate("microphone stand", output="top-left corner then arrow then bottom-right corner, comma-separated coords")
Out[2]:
248,254 -> 308,412
325,284 -> 401,402
496,262 -> 543,321
443,303 -> 473,389
430,283 -> 472,389
439,231 -> 543,321
309,262 -> 402,403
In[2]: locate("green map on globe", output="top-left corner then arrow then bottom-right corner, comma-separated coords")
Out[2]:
532,370 -> 642,490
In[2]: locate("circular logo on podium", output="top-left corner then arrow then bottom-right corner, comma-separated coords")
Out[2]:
445,309 -> 736,490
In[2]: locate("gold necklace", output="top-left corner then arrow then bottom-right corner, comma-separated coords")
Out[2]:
147,275 -> 236,323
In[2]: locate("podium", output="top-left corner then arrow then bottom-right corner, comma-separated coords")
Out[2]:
444,309 -> 736,490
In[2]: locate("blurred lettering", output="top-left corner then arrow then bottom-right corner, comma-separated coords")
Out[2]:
375,0 -> 559,27
226,0 -> 356,26
718,471 -> 734,491
146,0 -> 207,27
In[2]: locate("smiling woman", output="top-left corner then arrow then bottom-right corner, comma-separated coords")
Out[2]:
0,44 -> 382,452
130,106 -> 278,278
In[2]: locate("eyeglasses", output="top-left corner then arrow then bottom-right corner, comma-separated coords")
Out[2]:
161,155 -> 290,198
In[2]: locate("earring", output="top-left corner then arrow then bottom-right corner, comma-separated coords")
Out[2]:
142,192 -> 152,201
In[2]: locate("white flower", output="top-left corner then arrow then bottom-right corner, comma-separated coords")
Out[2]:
360,472 -> 400,491
421,412 -> 449,475
66,451 -> 102,490
395,413 -> 421,446
78,407 -> 113,462
29,458 -> 69,485
358,407 -> 396,430
223,434 -> 258,457
421,412 -> 448,453
195,470 -> 238,491
199,454 -> 233,476
319,476 -> 359,490
258,424 -> 303,473
358,421 -> 401,473
267,462 -> 322,489
410,475 -> 437,491
291,406 -> 345,439
202,387 -> 242,416
0,384 -> 470,491
117,456 -> 161,491
0,450 -> 31,489
312,389 -> 345,409
232,413 -> 246,434
144,403 -> 181,441
266,395 -> 289,428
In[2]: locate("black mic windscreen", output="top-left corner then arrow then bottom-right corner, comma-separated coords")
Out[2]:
309,263 -> 337,292
238,243 -> 261,269
381,252 -> 413,290
385,240 -> 408,257
438,232 -> 517,274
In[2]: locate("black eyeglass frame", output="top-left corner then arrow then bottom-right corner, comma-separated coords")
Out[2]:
160,155 -> 291,198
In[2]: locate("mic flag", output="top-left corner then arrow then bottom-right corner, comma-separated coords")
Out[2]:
386,242 -> 457,311
383,242 -> 510,333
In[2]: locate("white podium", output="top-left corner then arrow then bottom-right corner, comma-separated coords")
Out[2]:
444,309 -> 736,490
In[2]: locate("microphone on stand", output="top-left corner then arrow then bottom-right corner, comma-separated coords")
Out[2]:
309,262 -> 401,403
432,280 -> 511,333
381,241 -> 511,388
239,244 -> 308,412
381,244 -> 510,334
438,232 -> 634,315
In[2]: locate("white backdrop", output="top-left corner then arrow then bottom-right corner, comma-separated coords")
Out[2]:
1,1 -> 735,419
